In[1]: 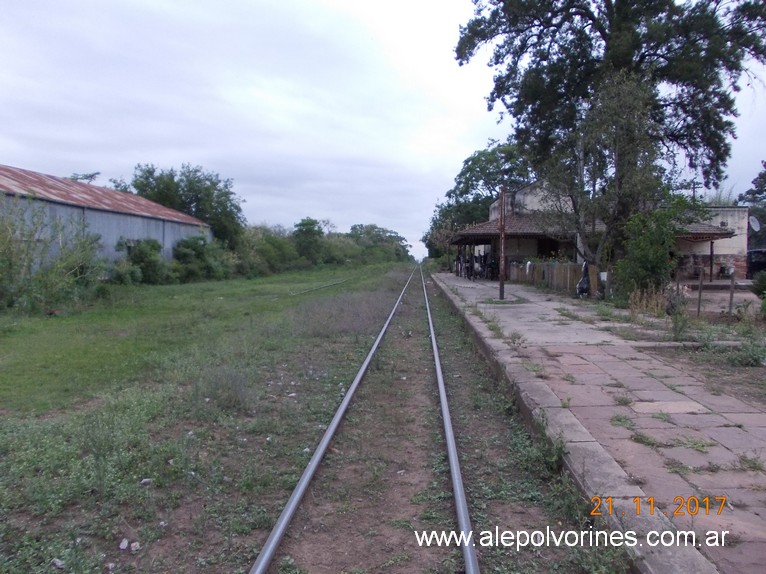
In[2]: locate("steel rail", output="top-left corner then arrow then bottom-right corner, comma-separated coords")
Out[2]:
420,267 -> 481,574
248,266 -> 417,574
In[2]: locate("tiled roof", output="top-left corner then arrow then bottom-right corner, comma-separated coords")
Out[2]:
453,213 -> 735,244
452,213 -> 576,243
676,220 -> 737,241
0,164 -> 207,227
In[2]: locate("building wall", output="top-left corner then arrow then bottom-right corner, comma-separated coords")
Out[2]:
3,195 -> 210,261
504,237 -> 539,261
674,207 -> 748,279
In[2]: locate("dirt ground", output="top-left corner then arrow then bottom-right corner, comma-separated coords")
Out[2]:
689,287 -> 761,318
269,278 -> 627,573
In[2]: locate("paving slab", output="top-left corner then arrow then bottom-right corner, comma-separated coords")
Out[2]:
432,273 -> 766,574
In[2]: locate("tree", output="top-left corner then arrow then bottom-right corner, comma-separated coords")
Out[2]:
348,224 -> 411,262
114,164 -> 246,247
456,0 -> 766,188
613,196 -> 696,293
539,71 -> 673,263
447,140 -> 530,208
423,140 -> 531,258
68,172 -> 100,184
292,217 -> 324,264
738,160 -> 766,248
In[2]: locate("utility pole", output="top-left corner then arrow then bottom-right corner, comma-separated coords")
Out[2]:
499,185 -> 506,300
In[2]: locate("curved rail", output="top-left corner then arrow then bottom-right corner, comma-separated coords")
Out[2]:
248,266 -> 416,574
420,267 -> 480,574
249,266 -> 480,573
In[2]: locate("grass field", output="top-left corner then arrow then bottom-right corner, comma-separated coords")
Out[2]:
0,264 -> 412,572
0,266 -> 402,414
0,264 -> 628,573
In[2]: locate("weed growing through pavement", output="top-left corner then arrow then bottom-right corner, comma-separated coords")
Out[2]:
610,414 -> 635,429
631,432 -> 660,448
507,330 -> 526,349
614,395 -> 633,406
674,435 -> 717,453
737,454 -> 764,471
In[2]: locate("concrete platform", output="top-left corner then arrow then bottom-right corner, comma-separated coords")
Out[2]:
431,273 -> 766,574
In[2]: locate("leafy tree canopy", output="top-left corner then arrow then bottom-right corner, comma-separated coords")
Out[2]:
113,164 -> 246,248
457,0 -> 766,187
423,139 -> 532,258
447,140 -> 531,204
738,160 -> 766,206
293,217 -> 324,264
738,159 -> 766,248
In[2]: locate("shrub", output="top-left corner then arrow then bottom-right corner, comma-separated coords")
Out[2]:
116,238 -> 174,285
110,258 -> 142,285
1,196 -> 104,311
749,271 -> 766,299
614,211 -> 676,295
172,236 -> 235,282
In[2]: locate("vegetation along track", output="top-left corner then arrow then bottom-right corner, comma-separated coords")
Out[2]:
251,267 -> 629,574
0,264 -> 627,573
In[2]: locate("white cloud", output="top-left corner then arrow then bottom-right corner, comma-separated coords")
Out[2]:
0,0 -> 761,260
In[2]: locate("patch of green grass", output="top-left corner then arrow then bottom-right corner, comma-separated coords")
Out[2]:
0,264 -> 412,572
610,414 -> 635,429
665,459 -> 693,474
673,435 -> 716,453
555,307 -> 592,323
631,432 -> 660,448
0,267 -> 392,413
614,395 -> 633,406
523,362 -> 545,374
507,330 -> 526,349
652,412 -> 672,423
737,454 -> 764,471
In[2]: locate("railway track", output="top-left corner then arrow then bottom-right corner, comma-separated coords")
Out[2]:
248,266 -> 479,573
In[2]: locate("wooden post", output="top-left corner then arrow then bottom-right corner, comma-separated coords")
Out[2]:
589,264 -> 599,298
697,269 -> 704,317
499,185 -> 506,300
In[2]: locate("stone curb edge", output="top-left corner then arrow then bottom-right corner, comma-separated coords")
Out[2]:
430,275 -> 719,574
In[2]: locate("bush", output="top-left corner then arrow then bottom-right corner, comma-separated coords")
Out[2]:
116,238 -> 174,285
172,236 -> 235,282
749,271 -> 766,299
614,211 -> 676,295
110,258 -> 142,285
1,197 -> 104,311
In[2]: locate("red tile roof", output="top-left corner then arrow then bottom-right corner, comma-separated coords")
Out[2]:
453,213 -> 734,244
0,164 -> 207,227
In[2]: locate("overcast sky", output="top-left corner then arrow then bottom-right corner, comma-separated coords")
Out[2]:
1,0 -> 764,259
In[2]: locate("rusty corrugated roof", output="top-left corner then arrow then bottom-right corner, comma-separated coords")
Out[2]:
0,164 -> 207,227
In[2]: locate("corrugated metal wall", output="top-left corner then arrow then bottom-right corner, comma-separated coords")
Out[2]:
2,194 -> 211,261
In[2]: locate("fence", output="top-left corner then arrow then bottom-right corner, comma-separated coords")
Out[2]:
507,261 -> 585,295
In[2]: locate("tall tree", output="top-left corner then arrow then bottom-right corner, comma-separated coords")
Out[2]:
292,217 -> 325,264
738,160 -> 766,248
423,140 -> 531,258
456,0 -> 766,188
115,164 -> 246,247
540,71 -> 673,263
447,140 -> 530,207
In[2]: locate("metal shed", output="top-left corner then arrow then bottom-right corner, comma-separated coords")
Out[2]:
0,164 -> 211,260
